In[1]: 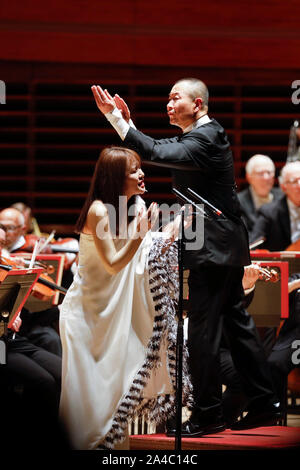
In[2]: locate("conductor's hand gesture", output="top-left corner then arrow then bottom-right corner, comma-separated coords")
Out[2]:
91,85 -> 115,115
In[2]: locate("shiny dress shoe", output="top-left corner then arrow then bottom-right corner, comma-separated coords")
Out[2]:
230,402 -> 282,430
166,419 -> 226,438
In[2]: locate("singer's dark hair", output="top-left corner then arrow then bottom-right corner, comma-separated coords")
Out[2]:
75,146 -> 141,234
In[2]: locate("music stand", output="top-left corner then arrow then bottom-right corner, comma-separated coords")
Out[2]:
9,253 -> 65,311
247,260 -> 289,327
0,265 -> 43,346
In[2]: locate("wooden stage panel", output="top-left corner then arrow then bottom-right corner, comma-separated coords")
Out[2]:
130,427 -> 300,450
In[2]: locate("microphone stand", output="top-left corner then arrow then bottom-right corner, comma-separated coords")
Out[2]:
176,206 -> 185,451
187,187 -> 224,217
171,188 -> 208,451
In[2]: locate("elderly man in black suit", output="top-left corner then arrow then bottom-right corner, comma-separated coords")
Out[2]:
91,78 -> 280,435
238,154 -> 282,234
250,161 -> 300,251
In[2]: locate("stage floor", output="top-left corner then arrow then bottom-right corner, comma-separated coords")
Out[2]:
130,426 -> 300,450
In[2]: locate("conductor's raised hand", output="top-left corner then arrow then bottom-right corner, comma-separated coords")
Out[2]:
91,85 -> 115,115
114,94 -> 131,122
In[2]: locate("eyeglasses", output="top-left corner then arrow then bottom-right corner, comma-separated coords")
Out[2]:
285,178 -> 300,186
252,170 -> 275,177
0,224 -> 22,232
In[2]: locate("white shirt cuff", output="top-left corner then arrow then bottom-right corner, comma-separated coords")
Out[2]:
244,285 -> 255,297
105,107 -> 136,140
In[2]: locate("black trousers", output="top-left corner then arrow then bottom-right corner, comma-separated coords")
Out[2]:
220,342 -> 299,424
220,347 -> 248,425
0,335 -> 68,450
187,265 -> 277,423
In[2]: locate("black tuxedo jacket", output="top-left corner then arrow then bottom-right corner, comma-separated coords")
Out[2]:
238,186 -> 283,234
124,119 -> 250,268
249,195 -> 291,251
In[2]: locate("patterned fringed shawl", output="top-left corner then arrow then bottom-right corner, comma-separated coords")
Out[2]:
101,237 -> 193,449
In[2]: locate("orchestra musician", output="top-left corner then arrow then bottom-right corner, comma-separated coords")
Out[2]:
250,161 -> 300,251
237,154 -> 282,234
91,78 -> 280,434
0,226 -> 65,451
10,202 -> 37,236
7,203 -> 79,287
0,208 -> 62,356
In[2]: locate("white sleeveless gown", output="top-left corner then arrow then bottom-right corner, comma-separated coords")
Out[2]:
59,231 -> 191,449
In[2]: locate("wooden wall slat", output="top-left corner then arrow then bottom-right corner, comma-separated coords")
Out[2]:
1,62 -> 300,233
1,30 -> 300,68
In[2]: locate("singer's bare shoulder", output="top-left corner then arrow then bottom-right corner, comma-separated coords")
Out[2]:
89,200 -> 108,218
85,201 -> 108,233
82,201 -> 108,234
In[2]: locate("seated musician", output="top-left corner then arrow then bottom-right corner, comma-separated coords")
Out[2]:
10,202 -> 36,235
0,207 -> 27,256
250,161 -> 300,251
0,207 -> 61,356
238,154 -> 282,234
221,265 -> 300,426
9,203 -> 79,288
3,204 -> 78,289
0,227 -> 67,450
0,225 -> 5,250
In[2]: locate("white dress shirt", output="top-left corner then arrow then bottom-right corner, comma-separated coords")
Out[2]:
287,198 -> 300,243
105,107 -> 135,140
10,235 -> 26,252
182,114 -> 211,133
250,186 -> 274,210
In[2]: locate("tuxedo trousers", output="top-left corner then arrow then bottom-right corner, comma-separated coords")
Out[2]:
0,335 -> 66,450
187,265 -> 277,423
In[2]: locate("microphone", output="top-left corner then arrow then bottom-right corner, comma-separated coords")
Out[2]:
187,188 -> 223,217
249,237 -> 266,250
172,188 -> 210,219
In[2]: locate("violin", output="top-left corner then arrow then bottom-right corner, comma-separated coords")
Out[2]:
19,233 -> 79,271
257,266 -> 280,283
0,254 -> 67,302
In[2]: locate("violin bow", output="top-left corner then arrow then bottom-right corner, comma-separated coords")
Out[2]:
37,230 -> 56,254
28,239 -> 42,269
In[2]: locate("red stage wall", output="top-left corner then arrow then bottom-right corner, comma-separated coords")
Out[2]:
0,0 -> 300,68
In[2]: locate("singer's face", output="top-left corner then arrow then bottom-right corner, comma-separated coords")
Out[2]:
123,158 -> 145,200
167,83 -> 198,131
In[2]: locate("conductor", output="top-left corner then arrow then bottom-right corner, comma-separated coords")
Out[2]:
91,78 -> 281,435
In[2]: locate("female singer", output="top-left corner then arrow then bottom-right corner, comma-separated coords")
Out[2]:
59,146 -> 192,450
